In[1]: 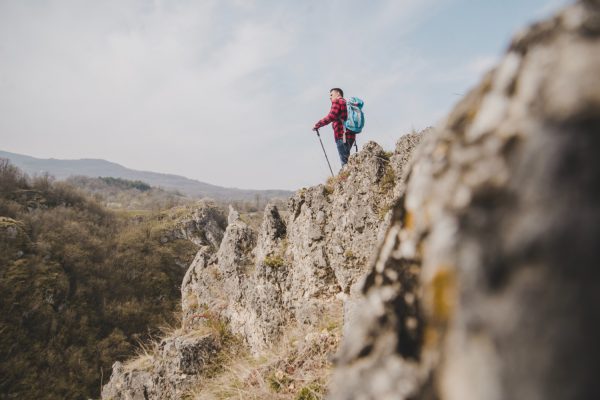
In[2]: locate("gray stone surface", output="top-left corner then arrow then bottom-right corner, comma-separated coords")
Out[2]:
187,138 -> 424,354
162,202 -> 227,250
330,1 -> 600,399
103,132 -> 425,398
101,333 -> 220,400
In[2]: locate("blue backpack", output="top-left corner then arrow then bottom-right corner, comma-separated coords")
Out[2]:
345,97 -> 365,133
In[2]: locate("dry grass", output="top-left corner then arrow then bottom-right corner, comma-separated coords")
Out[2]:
324,170 -> 351,197
117,281 -> 345,400
123,310 -> 242,378
123,352 -> 155,373
121,313 -> 184,374
186,323 -> 341,400
239,211 -> 264,230
123,338 -> 159,373
379,165 -> 396,194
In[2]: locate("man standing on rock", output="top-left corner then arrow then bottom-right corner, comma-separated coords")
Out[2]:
313,88 -> 356,167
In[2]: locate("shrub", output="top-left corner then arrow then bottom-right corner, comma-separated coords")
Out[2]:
0,161 -> 198,399
295,382 -> 325,400
99,177 -> 152,192
263,255 -> 285,268
0,158 -> 29,192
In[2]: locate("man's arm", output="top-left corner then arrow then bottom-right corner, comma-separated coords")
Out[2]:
314,101 -> 342,130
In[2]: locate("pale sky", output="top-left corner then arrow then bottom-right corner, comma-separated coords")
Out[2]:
0,0 -> 571,190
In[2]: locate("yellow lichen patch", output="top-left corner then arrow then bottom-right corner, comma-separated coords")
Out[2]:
263,255 -> 285,268
423,326 -> 441,349
403,210 -> 414,230
429,267 -> 457,325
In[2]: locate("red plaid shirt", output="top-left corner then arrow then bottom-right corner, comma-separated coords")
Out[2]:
314,98 -> 355,140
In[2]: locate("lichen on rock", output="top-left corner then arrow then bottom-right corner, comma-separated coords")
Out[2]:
330,2 -> 600,399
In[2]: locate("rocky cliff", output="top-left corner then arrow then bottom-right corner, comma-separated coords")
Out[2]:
102,135 -> 425,399
331,1 -> 600,399
102,2 -> 600,399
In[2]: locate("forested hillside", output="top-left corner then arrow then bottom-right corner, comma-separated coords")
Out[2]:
0,150 -> 293,202
0,159 -> 225,399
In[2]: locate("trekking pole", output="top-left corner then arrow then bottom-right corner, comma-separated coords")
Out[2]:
315,129 -> 335,177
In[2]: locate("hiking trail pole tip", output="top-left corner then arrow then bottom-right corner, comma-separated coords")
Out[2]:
315,129 -> 335,178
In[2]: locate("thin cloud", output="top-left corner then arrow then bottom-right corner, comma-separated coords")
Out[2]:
0,0 -> 572,190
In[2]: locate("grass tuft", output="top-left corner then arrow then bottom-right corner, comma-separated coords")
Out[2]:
263,255 -> 285,268
380,165 -> 396,194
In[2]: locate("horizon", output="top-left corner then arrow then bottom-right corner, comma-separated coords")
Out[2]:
0,148 -> 293,192
0,0 -> 572,190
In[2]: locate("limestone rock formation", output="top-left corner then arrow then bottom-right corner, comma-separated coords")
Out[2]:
330,1 -> 600,399
156,202 -> 227,250
102,135 -> 425,399
181,140 -> 424,353
101,333 -> 220,400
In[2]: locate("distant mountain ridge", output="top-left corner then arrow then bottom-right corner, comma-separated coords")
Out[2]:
0,150 -> 292,201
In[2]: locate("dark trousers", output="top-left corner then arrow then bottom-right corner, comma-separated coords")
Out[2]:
336,136 -> 355,167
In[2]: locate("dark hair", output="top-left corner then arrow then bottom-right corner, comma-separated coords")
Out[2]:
330,88 -> 344,98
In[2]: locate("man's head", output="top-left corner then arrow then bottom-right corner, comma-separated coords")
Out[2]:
330,88 -> 344,101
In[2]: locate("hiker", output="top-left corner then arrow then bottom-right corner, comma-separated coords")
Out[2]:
313,88 -> 357,167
